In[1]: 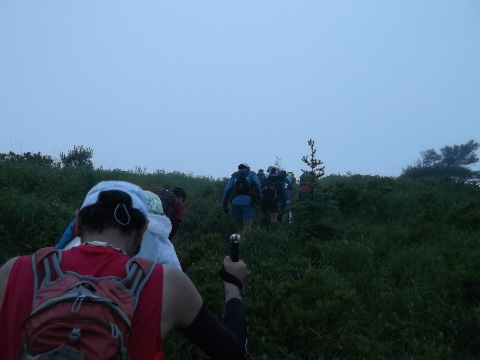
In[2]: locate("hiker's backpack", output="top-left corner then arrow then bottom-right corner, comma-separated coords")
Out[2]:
18,247 -> 156,360
262,176 -> 284,201
233,169 -> 253,196
299,172 -> 318,192
156,188 -> 180,219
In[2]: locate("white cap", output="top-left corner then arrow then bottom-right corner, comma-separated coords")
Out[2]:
81,181 -> 149,218
143,190 -> 164,215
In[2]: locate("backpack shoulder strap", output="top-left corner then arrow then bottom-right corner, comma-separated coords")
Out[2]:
31,247 -> 64,303
122,257 -> 156,308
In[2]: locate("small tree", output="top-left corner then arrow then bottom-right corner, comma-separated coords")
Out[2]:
440,140 -> 479,167
420,149 -> 442,167
419,140 -> 479,168
274,156 -> 282,168
301,139 -> 325,188
60,145 -> 94,168
294,139 -> 338,240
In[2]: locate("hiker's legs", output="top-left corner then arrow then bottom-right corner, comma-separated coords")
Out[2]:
269,201 -> 279,225
236,220 -> 244,233
260,200 -> 270,227
270,211 -> 278,223
232,205 -> 243,233
278,203 -> 285,224
242,219 -> 253,233
281,203 -> 292,224
241,205 -> 254,234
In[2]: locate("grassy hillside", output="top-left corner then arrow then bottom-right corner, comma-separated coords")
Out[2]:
1,162 -> 479,359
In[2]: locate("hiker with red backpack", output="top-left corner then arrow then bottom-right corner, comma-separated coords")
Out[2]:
150,187 -> 187,240
0,180 -> 248,360
222,163 -> 262,234
298,170 -> 319,200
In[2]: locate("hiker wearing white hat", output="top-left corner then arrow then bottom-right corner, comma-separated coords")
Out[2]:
0,180 -> 248,359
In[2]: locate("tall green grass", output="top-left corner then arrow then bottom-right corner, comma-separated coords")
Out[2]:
1,163 -> 479,359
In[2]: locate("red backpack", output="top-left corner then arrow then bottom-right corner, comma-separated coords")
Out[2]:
17,247 -> 155,360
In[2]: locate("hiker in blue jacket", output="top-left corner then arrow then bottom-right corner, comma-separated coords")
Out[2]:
222,163 -> 262,234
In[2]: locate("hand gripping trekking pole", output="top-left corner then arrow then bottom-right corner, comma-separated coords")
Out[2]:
229,233 -> 240,262
220,234 -> 243,291
226,233 -> 249,355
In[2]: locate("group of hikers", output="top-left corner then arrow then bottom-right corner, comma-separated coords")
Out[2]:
0,166 -> 320,359
0,181 -> 248,359
222,162 -> 317,234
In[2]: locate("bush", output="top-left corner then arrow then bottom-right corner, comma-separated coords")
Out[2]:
1,162 -> 480,359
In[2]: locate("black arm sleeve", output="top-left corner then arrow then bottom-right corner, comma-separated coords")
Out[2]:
181,299 -> 247,359
222,298 -> 248,345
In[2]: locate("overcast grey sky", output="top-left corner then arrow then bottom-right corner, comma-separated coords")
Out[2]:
1,1 -> 479,180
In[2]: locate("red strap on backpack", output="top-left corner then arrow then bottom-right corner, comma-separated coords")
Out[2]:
31,247 -> 64,304
32,247 -> 156,309
123,257 -> 156,308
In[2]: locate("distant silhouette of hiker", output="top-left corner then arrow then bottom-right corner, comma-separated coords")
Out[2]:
298,170 -> 319,200
259,166 -> 290,227
222,163 -> 262,233
150,187 -> 187,240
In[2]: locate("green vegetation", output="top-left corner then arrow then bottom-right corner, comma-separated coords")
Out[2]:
59,145 -> 94,168
402,140 -> 479,184
1,142 -> 479,359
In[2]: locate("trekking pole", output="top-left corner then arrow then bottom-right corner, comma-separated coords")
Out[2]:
229,233 -> 241,262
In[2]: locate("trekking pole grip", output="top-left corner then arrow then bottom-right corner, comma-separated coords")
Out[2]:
229,234 -> 240,262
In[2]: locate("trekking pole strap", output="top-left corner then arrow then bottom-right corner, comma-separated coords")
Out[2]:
219,266 -> 243,292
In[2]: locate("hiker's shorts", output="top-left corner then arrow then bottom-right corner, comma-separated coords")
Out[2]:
232,204 -> 254,221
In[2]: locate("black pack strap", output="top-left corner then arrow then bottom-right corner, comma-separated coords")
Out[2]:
219,265 -> 243,292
